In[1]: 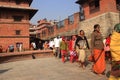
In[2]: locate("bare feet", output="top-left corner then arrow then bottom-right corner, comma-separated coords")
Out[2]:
82,66 -> 85,69
97,74 -> 103,77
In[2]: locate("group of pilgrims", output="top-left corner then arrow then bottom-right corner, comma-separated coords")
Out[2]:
52,23 -> 120,80
31,23 -> 120,80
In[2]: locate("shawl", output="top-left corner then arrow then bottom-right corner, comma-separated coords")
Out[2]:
110,31 -> 120,61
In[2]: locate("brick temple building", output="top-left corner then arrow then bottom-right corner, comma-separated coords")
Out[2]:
76,0 -> 120,38
36,19 -> 57,40
0,0 -> 38,52
29,24 -> 37,38
38,0 -> 120,40
54,12 -> 80,37
37,12 -> 80,40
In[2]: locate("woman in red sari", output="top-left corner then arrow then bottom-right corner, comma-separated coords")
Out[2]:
91,24 -> 106,75
69,35 -> 77,63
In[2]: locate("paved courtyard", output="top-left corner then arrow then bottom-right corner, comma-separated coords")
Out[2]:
0,57 -> 110,80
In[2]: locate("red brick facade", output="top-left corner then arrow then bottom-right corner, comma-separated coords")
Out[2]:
36,19 -> 54,40
37,12 -> 80,40
75,0 -> 120,38
0,0 -> 37,52
34,0 -> 119,40
54,12 -> 80,36
77,0 -> 119,20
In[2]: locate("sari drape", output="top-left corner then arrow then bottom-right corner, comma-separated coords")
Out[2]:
109,31 -> 120,80
92,49 -> 106,74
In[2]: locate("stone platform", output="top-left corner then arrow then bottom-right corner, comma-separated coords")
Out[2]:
0,50 -> 53,63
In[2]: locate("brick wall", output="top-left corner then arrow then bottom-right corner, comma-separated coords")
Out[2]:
0,0 -> 35,52
83,0 -> 118,20
0,23 -> 30,51
53,12 -> 80,37
79,12 -> 119,39
0,38 -> 29,52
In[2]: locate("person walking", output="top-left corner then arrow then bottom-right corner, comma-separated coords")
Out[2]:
91,24 -> 106,75
75,30 -> 89,69
60,36 -> 68,63
109,23 -> 120,80
54,36 -> 61,58
69,35 -> 77,63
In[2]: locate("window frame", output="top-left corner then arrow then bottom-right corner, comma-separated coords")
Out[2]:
15,30 -> 21,35
42,30 -> 46,37
89,0 -> 100,14
116,0 -> 120,10
57,20 -> 64,29
13,16 -> 23,22
80,6 -> 85,21
15,0 -> 21,5
68,15 -> 74,24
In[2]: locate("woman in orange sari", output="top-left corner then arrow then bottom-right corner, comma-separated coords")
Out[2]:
91,24 -> 106,75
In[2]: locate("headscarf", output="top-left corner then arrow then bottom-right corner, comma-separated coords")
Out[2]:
114,23 -> 120,33
62,36 -> 65,41
110,23 -> 120,61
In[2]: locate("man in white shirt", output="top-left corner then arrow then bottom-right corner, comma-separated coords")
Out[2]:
54,36 -> 61,58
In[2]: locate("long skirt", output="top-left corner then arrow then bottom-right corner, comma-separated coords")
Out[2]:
61,50 -> 67,62
92,49 -> 106,74
77,49 -> 86,62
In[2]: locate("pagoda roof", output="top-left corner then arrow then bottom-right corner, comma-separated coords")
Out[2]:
0,5 -> 38,20
27,0 -> 33,5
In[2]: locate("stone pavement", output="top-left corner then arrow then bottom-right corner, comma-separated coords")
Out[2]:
0,57 -> 110,80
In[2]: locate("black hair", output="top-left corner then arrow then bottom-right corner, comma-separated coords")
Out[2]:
94,24 -> 100,30
93,24 -> 100,32
79,30 -> 84,33
79,30 -> 84,35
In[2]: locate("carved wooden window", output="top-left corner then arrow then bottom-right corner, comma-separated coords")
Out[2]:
68,15 -> 74,24
80,6 -> 85,21
15,30 -> 21,35
116,0 -> 120,10
13,16 -> 23,22
89,0 -> 100,14
57,20 -> 64,29
42,30 -> 46,37
48,26 -> 54,34
15,0 -> 21,5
